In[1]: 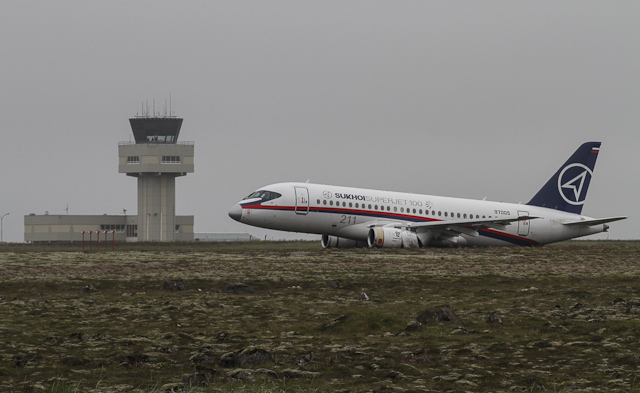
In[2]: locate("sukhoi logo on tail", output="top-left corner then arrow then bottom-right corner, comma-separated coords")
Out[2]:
558,163 -> 592,205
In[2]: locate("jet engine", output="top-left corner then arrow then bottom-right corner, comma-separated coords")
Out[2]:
321,234 -> 367,248
367,227 -> 420,248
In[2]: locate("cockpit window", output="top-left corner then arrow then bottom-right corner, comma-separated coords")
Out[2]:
243,190 -> 282,201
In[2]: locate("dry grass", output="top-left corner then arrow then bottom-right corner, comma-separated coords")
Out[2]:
1,241 -> 639,392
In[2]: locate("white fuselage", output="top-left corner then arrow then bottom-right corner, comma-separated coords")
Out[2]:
230,182 -> 607,247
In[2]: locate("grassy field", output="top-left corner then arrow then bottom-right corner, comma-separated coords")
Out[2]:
1,241 -> 639,392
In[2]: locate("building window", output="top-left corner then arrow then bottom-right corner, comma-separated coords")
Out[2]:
126,225 -> 138,237
127,156 -> 140,164
100,224 -> 125,232
162,156 -> 180,164
175,225 -> 180,232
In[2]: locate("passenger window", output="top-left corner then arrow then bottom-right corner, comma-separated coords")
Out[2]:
400,207 -> 404,213
463,214 -> 467,219
374,205 -> 378,210
317,199 -> 320,204
387,206 -> 390,211
330,201 -> 334,206
419,209 -> 423,214
323,200 -> 327,205
438,211 -> 441,216
457,213 -> 461,218
349,202 -> 352,208
444,212 -> 448,217
343,202 -> 346,207
394,207 -> 397,212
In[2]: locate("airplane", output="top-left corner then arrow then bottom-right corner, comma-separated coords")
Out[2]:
228,142 -> 626,248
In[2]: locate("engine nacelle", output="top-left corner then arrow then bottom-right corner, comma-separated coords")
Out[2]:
321,234 -> 367,248
367,227 -> 420,248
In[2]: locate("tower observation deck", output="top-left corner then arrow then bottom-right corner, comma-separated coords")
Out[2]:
118,116 -> 194,241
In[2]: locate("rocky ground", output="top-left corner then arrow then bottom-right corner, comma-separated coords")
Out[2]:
1,241 -> 639,392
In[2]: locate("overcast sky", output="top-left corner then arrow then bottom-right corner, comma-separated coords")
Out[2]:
1,1 -> 638,243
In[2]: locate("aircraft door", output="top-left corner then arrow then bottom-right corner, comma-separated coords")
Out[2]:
517,211 -> 530,236
294,187 -> 309,215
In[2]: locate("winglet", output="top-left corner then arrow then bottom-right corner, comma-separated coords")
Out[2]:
527,142 -> 601,214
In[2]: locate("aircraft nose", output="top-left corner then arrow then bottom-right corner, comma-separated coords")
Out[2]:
228,204 -> 242,222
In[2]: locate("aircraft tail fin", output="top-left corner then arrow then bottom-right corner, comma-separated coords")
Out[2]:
526,142 -> 601,214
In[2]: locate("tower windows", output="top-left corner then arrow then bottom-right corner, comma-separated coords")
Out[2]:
127,156 -> 140,164
162,156 -> 181,164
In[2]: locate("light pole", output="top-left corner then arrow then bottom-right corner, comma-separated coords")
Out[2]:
1,213 -> 8,243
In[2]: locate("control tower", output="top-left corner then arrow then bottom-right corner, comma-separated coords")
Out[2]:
118,115 -> 194,241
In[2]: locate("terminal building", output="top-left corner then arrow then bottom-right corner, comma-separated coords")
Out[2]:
24,115 -> 194,242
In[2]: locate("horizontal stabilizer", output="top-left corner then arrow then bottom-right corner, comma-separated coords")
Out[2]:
561,216 -> 627,226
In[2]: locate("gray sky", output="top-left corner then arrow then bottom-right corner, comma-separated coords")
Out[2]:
1,1 -> 638,243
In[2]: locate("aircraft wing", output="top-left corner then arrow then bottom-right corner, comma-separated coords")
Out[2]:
561,216 -> 627,226
370,216 -> 538,238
